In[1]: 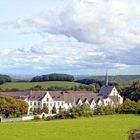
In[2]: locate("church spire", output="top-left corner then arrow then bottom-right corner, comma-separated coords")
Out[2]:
105,71 -> 108,87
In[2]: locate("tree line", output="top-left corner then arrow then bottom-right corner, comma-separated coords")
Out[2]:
31,73 -> 74,82
75,78 -> 118,87
0,74 -> 12,85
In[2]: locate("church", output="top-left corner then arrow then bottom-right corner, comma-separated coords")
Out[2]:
0,73 -> 123,114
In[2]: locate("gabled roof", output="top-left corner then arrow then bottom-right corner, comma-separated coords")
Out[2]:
75,98 -> 82,104
96,97 -> 104,105
28,91 -> 47,101
49,91 -> 64,101
63,91 -> 100,103
0,91 -> 30,99
99,86 -> 114,96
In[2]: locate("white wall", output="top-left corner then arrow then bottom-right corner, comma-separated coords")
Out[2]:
103,97 -> 114,106
109,87 -> 118,96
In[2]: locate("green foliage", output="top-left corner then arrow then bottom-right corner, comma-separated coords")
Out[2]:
31,73 -> 74,82
93,105 -> 116,115
45,116 -> 54,121
118,99 -> 140,114
76,78 -> 118,87
52,105 -> 57,114
80,75 -> 140,85
55,104 -> 93,119
129,127 -> 140,140
0,96 -> 28,118
16,99 -> 28,115
0,74 -> 12,85
30,85 -> 44,90
42,104 -> 49,114
122,80 -> 140,102
33,108 -> 42,115
34,115 -> 41,120
74,104 -> 93,117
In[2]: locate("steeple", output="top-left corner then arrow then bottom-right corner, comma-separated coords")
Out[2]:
105,71 -> 108,87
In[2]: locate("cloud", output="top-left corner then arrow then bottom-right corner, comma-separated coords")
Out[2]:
0,0 -> 140,75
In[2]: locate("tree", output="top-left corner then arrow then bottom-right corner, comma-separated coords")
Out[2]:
119,99 -> 138,114
42,104 -> 49,114
30,85 -> 44,90
31,73 -> 74,82
16,99 -> 28,115
0,74 -> 12,85
122,80 -> 140,102
52,105 -> 57,114
33,108 -> 42,115
0,96 -> 28,118
75,104 -> 93,117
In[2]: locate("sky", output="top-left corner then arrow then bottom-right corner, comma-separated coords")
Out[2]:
0,0 -> 140,76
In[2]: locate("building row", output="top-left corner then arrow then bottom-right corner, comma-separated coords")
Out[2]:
0,85 -> 123,114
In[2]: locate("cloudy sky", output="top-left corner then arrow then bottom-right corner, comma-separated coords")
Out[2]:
0,0 -> 140,76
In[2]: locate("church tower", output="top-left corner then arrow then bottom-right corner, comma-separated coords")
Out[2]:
105,72 -> 108,87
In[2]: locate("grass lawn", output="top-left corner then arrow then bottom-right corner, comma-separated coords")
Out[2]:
0,81 -> 81,90
0,114 -> 140,140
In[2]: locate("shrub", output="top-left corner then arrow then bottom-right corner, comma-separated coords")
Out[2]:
129,127 -> 140,140
45,116 -> 54,121
42,104 -> 49,114
119,99 -> 139,114
52,106 -> 57,114
34,115 -> 41,120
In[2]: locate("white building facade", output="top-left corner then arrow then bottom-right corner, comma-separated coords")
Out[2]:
25,85 -> 123,114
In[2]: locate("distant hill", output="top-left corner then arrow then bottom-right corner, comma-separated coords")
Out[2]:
10,74 -> 140,86
78,75 -> 140,85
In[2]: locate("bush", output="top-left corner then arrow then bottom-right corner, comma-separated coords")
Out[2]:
45,116 -> 54,121
34,115 -> 41,120
119,99 -> 140,114
129,127 -> 140,140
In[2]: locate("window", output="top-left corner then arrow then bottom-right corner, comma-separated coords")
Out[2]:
38,102 -> 40,106
46,98 -> 49,102
58,102 -> 60,106
30,102 -> 32,106
34,102 -> 36,106
30,108 -> 32,112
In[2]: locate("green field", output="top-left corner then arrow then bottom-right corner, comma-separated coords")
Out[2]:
0,81 -> 81,90
0,115 -> 140,140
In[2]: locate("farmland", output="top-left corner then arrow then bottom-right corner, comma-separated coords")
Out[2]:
0,115 -> 140,140
0,81 -> 81,90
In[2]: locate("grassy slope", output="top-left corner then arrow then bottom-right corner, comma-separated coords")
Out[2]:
0,81 -> 81,90
0,115 -> 140,140
82,75 -> 140,85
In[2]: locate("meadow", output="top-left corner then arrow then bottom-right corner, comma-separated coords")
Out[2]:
0,114 -> 140,140
0,81 -> 81,90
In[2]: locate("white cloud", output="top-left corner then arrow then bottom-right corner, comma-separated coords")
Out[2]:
1,0 -> 140,75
